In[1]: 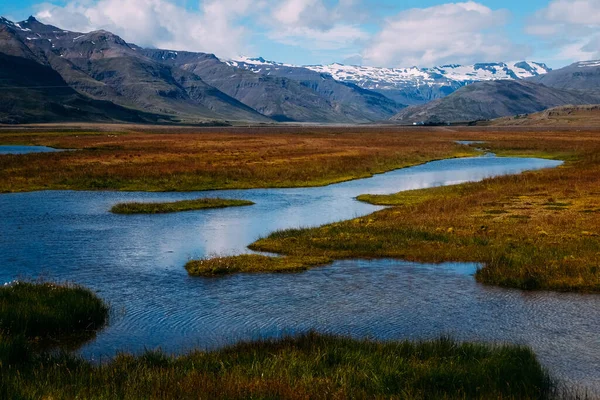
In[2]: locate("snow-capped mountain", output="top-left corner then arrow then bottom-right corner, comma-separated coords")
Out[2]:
228,57 -> 552,105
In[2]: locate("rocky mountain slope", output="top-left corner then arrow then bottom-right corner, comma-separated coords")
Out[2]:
0,24 -> 172,124
227,58 -> 403,121
233,57 -> 551,105
391,79 -> 600,124
529,60 -> 600,91
141,50 -> 403,123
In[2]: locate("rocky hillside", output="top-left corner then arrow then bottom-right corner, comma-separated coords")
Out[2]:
391,80 -> 600,124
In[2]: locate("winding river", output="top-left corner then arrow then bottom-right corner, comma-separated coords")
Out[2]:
2,150 -> 598,393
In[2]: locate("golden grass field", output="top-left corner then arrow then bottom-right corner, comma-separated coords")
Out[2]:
0,125 -> 476,192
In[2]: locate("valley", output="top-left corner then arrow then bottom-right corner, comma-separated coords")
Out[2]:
2,5 -> 600,398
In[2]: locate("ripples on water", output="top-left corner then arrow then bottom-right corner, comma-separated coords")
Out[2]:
2,155 -> 598,393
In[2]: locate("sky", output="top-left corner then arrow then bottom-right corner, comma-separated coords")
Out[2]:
1,0 -> 599,68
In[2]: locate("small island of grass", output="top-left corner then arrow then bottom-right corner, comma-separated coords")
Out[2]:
111,198 -> 255,214
185,254 -> 332,276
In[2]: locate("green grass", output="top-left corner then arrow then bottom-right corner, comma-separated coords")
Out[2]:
0,282 -> 108,343
185,254 -> 332,276
0,332 -> 553,399
110,198 -> 254,214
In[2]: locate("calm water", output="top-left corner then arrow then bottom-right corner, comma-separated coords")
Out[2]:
3,155 -> 598,393
0,145 -> 64,154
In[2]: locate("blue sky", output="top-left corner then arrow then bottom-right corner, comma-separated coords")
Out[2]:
2,0 -> 599,68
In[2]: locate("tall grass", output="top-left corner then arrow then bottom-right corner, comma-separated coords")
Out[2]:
0,282 -> 108,342
0,332 -> 553,399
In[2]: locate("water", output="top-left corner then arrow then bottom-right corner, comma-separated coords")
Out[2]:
0,145 -> 65,154
2,155 -> 597,393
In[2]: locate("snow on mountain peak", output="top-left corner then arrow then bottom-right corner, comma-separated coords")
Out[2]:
227,57 -> 551,92
305,61 -> 551,90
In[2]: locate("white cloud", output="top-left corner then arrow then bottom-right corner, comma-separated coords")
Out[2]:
30,0 -> 542,67
361,1 -> 529,67
35,0 -> 254,58
526,0 -> 600,63
266,0 -> 368,52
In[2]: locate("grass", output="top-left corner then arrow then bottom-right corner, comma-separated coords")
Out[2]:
0,125 -> 476,192
0,282 -> 108,342
185,128 -> 600,292
0,332 -> 553,399
185,254 -> 332,276
110,198 -> 254,214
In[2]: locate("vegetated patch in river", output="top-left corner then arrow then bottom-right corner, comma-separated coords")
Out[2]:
3,154 -> 598,394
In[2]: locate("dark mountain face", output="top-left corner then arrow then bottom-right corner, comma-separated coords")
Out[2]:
0,17 -> 269,123
0,48 -> 171,124
528,61 -> 600,91
229,61 -> 405,121
391,80 -> 600,124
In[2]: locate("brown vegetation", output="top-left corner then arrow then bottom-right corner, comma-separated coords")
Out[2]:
0,125 -> 476,192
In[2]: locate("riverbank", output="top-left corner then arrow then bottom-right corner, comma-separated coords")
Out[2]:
2,331 -> 552,399
0,280 -> 555,399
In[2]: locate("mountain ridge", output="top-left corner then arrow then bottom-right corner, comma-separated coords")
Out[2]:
229,56 -> 551,105
390,60 -> 600,124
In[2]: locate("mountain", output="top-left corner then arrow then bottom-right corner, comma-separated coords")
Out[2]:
390,80 -> 600,124
234,57 -> 551,105
140,50 -> 385,123
0,17 -> 273,124
227,58 -> 404,121
0,17 -> 270,124
528,60 -> 600,91
0,17 -> 406,124
0,24 -> 174,124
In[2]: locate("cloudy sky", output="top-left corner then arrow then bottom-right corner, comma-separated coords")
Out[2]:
2,0 -> 599,68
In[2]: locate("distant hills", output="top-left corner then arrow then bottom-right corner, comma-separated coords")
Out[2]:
487,105 -> 600,126
391,61 -> 600,124
232,57 -> 551,106
0,16 -> 599,125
